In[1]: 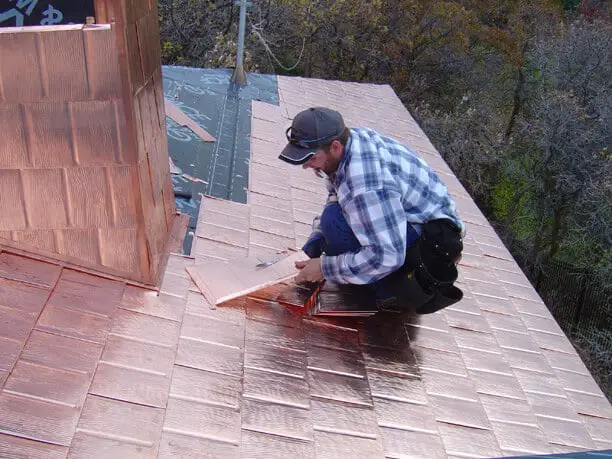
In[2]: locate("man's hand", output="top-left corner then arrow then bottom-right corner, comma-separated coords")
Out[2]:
295,258 -> 324,283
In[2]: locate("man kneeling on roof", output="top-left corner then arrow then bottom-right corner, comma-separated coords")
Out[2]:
279,107 -> 465,314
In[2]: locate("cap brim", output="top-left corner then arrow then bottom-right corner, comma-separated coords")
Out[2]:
278,143 -> 317,165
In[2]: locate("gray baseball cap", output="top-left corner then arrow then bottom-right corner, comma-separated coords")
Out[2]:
279,107 -> 346,165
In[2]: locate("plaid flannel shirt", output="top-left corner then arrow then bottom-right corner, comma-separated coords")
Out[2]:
320,128 -> 464,285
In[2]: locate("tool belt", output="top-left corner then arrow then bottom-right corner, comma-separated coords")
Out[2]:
394,219 -> 463,315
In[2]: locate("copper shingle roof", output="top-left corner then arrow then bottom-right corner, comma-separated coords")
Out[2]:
0,75 -> 611,458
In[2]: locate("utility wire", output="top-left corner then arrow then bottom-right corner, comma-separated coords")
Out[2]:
248,16 -> 306,72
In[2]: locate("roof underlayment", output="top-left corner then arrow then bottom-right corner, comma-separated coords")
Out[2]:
0,73 -> 610,458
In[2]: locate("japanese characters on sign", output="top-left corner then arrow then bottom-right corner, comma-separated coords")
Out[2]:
0,0 -> 95,27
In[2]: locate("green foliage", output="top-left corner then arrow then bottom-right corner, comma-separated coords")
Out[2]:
562,0 -> 582,11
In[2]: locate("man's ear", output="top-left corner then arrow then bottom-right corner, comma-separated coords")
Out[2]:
332,139 -> 343,155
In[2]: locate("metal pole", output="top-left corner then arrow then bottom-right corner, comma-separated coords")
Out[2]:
232,0 -> 248,85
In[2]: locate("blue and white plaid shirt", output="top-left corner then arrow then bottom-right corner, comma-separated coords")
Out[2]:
320,128 -> 464,285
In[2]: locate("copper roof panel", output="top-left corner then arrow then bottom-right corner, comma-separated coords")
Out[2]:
0,252 -> 61,288
240,430 -> 314,459
514,367 -> 568,398
243,367 -> 309,409
468,368 -> 527,399
580,415 -> 612,443
181,312 -> 245,349
250,203 -> 293,224
460,345 -> 515,376
314,431 -> 384,458
304,321 -> 361,353
524,391 -> 583,420
0,337 -> 23,372
246,318 -> 305,352
100,334 -> 176,375
413,347 -> 468,377
47,270 -> 124,317
35,305 -> 112,344
379,426 -> 447,459
367,371 -> 426,405
491,420 -> 551,454
359,316 -> 411,349
0,305 -> 36,342
170,365 -> 241,409
248,189 -> 293,211
536,415 -> 596,449
310,398 -> 378,437
245,296 -> 307,326
110,308 -> 181,348
480,393 -> 539,426
187,293 -> 246,325
159,272 -> 191,298
244,341 -> 307,378
21,330 -> 101,376
120,286 -> 187,322
163,396 -> 240,444
494,328 -> 542,353
248,229 -> 295,252
445,309 -> 493,334
566,391 -> 612,418
428,393 -> 492,430
68,395 -> 164,459
242,397 -> 312,440
450,326 -> 498,351
4,361 -> 90,407
0,392 -> 80,446
531,329 -> 578,354
68,432 -> 156,459
374,395 -> 439,432
407,323 -> 458,352
175,338 -> 243,378
502,347 -> 557,373
557,369 -> 608,396
308,370 -> 372,406
307,345 -> 366,378
158,431 -> 239,459
0,433 -> 68,459
438,422 -> 502,457
363,348 -> 418,380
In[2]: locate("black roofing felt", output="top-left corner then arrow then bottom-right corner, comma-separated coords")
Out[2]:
162,66 -> 279,254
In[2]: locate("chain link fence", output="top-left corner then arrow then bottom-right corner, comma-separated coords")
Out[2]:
535,260 -> 611,339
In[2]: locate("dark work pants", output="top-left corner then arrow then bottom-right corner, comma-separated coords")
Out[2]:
319,203 -> 419,298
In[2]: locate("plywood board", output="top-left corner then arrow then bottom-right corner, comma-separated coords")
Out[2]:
186,251 -> 306,305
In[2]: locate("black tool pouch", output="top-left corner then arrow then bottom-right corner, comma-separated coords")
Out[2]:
396,219 -> 464,315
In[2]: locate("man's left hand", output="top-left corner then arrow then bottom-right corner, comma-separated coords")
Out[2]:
295,258 -> 324,283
